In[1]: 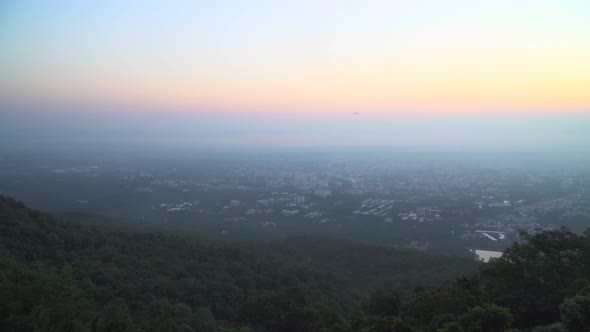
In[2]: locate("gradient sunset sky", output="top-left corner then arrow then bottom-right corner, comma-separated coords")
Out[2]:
1,1 -> 589,149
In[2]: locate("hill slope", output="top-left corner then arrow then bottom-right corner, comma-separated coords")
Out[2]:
0,196 -> 476,331
3,195 -> 590,331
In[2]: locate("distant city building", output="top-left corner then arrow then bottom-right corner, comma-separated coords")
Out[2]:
281,209 -> 300,216
257,198 -> 274,206
316,179 -> 329,188
294,175 -> 311,190
416,207 -> 431,216
314,188 -> 331,198
470,249 -> 503,263
139,170 -> 153,178
293,196 -> 305,204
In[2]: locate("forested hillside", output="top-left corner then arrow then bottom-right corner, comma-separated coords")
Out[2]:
353,229 -> 590,332
0,196 -> 474,331
1,195 -> 590,331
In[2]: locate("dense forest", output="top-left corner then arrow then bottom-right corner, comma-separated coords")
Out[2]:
1,195 -> 590,331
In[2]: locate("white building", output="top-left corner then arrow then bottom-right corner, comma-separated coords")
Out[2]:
293,196 -> 305,204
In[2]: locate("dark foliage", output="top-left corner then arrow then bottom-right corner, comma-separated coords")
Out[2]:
0,196 -> 473,331
2,195 -> 589,331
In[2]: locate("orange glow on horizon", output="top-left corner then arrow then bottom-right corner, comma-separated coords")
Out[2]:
4,42 -> 589,114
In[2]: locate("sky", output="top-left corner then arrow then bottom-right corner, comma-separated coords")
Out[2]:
0,1 -> 589,149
